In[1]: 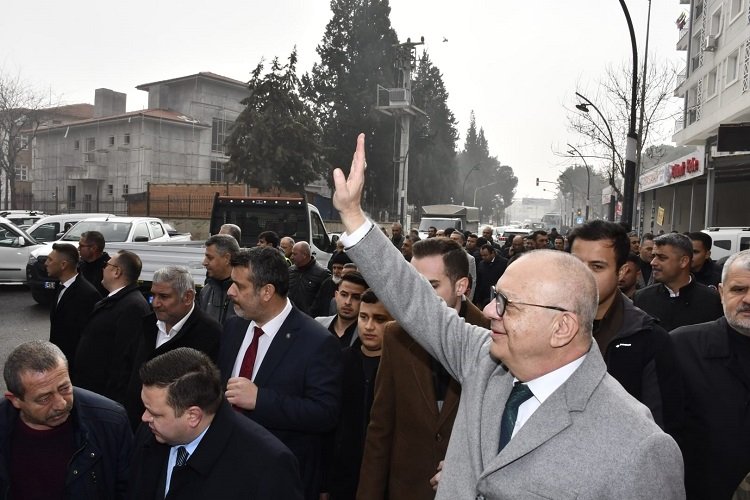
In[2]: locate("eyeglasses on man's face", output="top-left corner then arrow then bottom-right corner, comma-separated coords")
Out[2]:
104,261 -> 120,270
490,286 -> 570,317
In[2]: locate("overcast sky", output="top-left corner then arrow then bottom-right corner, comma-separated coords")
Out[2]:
1,0 -> 683,199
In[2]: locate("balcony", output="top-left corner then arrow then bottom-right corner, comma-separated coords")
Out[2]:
66,164 -> 107,181
674,67 -> 687,97
677,25 -> 689,51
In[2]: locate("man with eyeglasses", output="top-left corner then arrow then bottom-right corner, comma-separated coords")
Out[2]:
333,135 -> 684,499
73,250 -> 151,405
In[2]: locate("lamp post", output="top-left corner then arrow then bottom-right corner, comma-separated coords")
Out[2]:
617,0 -> 639,228
473,181 -> 499,207
461,162 -> 481,205
566,144 -> 591,221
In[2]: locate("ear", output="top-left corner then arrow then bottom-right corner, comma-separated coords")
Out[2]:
184,406 -> 204,428
617,263 -> 627,281
718,282 -> 725,305
680,254 -> 691,269
5,391 -> 21,410
184,288 -> 195,305
549,312 -> 580,349
453,276 -> 469,297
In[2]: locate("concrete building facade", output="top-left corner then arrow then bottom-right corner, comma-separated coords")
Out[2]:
647,0 -> 750,231
31,73 -> 249,214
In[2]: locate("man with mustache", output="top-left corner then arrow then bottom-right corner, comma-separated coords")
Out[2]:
672,250 -> 750,499
0,340 -> 132,499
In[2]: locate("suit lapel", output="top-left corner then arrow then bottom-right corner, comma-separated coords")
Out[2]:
253,309 -> 300,386
220,318 -> 250,384
478,365 -> 513,467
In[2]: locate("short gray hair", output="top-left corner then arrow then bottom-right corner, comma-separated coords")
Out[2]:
4,341 -> 67,399
153,265 -> 194,298
206,234 -> 240,257
722,249 -> 750,284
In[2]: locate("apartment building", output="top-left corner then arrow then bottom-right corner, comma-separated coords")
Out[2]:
644,0 -> 750,231
31,73 -> 249,214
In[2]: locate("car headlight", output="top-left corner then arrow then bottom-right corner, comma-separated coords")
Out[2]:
28,254 -> 37,265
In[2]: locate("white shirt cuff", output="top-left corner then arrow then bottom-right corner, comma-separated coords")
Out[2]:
340,220 -> 374,249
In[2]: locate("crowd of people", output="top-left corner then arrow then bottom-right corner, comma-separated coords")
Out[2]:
2,136 -> 750,499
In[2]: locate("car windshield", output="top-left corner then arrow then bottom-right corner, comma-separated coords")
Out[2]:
62,221 -> 133,242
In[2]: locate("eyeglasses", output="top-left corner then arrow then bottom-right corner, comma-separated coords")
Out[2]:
79,244 -> 94,248
104,262 -> 120,270
490,286 -> 570,317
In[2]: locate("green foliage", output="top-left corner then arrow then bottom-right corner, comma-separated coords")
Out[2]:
407,51 -> 458,210
225,49 -> 327,193
302,0 -> 399,216
556,165 -> 609,219
456,112 -> 517,222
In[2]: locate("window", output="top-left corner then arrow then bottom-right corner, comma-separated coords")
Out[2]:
15,165 -> 28,181
210,161 -> 226,183
150,222 -> 165,239
74,140 -> 80,151
83,194 -> 92,212
731,0 -> 743,18
107,184 -> 113,196
86,137 -> 95,152
108,136 -> 115,147
67,186 -> 77,209
310,211 -> 331,252
29,223 -> 60,242
133,223 -> 150,241
710,7 -> 722,36
212,118 -> 231,153
707,68 -> 719,97
122,184 -> 129,195
123,133 -> 130,145
727,50 -> 740,85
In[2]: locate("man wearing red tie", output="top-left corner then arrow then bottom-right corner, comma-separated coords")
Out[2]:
218,247 -> 342,500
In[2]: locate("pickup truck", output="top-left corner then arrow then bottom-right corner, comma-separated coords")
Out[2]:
26,216 -> 192,304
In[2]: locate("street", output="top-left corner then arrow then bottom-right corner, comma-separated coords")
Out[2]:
0,284 -> 51,391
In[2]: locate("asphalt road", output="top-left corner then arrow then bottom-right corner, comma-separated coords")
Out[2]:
0,284 -> 51,392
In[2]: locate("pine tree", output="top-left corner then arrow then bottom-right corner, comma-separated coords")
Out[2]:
408,51 -> 458,210
224,50 -> 327,194
303,0 -> 399,217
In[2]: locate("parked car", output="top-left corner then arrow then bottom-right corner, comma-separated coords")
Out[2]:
25,213 -> 115,242
0,217 -> 45,284
0,210 -> 48,229
495,226 -> 532,245
702,227 -> 750,261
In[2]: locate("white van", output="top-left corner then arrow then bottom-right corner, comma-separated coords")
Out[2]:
702,227 -> 750,261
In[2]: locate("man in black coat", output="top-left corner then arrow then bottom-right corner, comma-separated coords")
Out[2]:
634,232 -> 723,331
124,265 -> 221,429
78,230 -> 110,297
128,348 -> 303,500
671,250 -> 750,499
45,242 -> 101,372
474,243 -> 507,308
688,231 -> 723,288
73,250 -> 151,405
288,241 -> 331,315
220,247 -> 342,500
1,340 -> 132,500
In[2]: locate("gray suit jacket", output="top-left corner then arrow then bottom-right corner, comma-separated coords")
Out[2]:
314,315 -> 359,347
346,224 -> 685,499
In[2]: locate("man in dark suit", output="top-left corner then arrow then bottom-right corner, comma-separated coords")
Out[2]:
128,348 -> 303,500
474,243 -> 508,309
73,250 -> 151,405
124,265 -> 222,429
358,237 -> 490,500
671,249 -> 750,499
45,242 -> 101,372
219,247 -> 342,500
78,230 -> 110,297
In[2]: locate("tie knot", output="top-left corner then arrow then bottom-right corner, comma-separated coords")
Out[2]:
253,326 -> 265,340
507,382 -> 534,407
175,446 -> 189,467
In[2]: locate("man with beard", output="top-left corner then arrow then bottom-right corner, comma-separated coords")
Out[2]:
220,247 -> 341,500
78,230 -> 110,297
671,250 -> 750,499
313,252 -> 352,317
315,271 -> 369,348
1,340 -> 132,499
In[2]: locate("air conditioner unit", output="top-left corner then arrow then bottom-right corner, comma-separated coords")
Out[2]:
705,35 -> 717,51
388,88 -> 409,106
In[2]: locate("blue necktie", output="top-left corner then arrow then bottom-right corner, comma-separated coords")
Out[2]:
498,382 -> 534,452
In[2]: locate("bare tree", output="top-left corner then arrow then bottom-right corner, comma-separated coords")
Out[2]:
0,71 -> 47,209
567,59 -> 681,199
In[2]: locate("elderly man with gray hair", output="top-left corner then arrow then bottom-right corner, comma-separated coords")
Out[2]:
124,265 -> 222,429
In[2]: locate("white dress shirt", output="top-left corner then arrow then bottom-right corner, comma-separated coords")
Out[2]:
156,303 -> 195,348
57,274 -> 78,304
231,299 -> 294,381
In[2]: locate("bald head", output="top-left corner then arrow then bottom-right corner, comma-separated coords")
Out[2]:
291,241 -> 312,267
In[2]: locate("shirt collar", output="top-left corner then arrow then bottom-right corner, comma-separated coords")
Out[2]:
174,424 -> 209,458
251,298 -> 293,339
157,302 -> 195,336
517,354 -> 587,405
664,275 -> 692,297
60,274 -> 78,288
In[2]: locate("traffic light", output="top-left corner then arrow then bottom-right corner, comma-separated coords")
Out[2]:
576,208 -> 582,216
536,178 -> 539,187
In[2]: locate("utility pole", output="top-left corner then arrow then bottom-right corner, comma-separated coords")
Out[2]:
375,37 -> 425,229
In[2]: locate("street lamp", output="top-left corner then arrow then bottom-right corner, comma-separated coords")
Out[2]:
473,181 -> 499,207
618,0 -> 639,229
567,143 -> 591,221
461,162 -> 481,205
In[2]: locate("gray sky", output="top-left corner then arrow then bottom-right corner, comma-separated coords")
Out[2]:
1,0 -> 683,199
